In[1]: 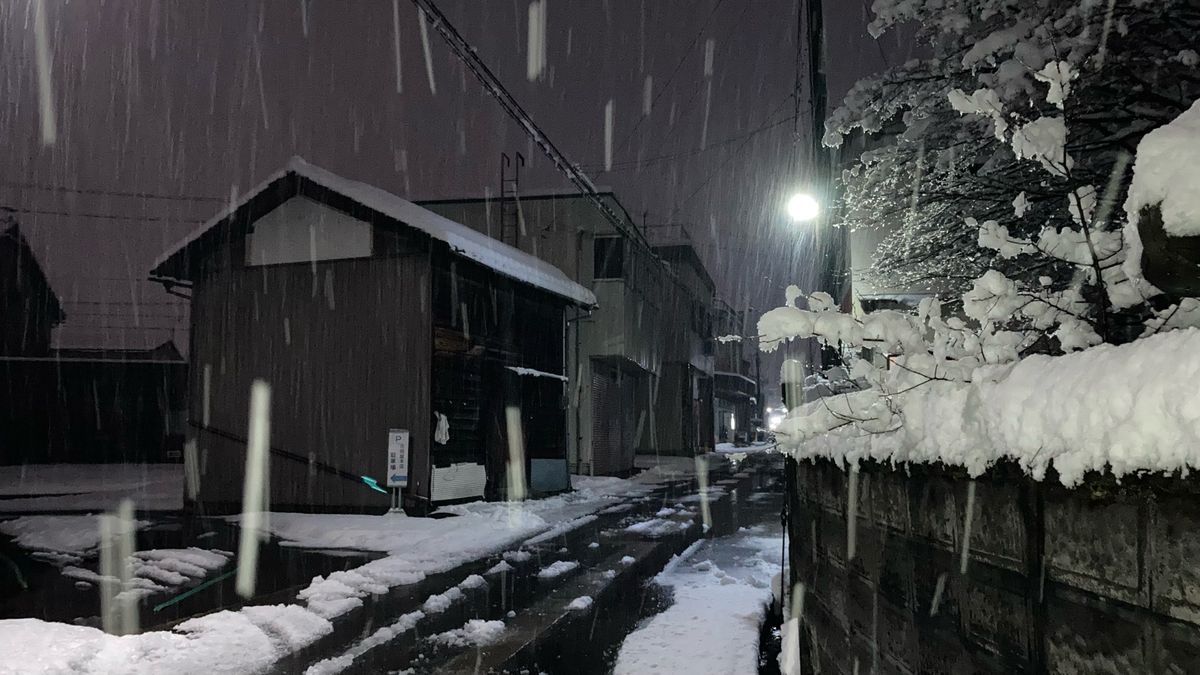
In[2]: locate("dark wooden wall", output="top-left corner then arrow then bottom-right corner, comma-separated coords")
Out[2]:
189,240 -> 432,512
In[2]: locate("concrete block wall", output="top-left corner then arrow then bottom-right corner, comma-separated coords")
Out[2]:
786,458 -> 1200,674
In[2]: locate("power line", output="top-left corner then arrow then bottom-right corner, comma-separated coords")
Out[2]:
0,181 -> 223,203
668,93 -> 799,218
583,109 -> 794,172
411,0 -> 653,251
0,205 -> 204,224
614,0 -> 728,153
633,1 -> 754,165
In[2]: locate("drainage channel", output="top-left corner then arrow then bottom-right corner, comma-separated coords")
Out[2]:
279,474 -> 709,674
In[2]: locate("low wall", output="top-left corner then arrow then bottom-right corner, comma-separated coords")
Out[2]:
786,457 -> 1200,674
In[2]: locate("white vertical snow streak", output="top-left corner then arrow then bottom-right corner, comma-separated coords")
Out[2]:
32,0 -> 56,145
417,7 -> 437,95
253,40 -> 270,130
183,439 -> 200,501
201,364 -> 212,427
505,406 -> 527,503
526,0 -> 547,81
929,572 -> 947,616
846,467 -> 859,561
700,38 -> 714,149
695,456 -> 711,531
960,480 -> 976,574
237,380 -> 271,599
642,75 -> 653,116
391,0 -> 403,94
604,99 -> 615,171
300,0 -> 309,37
99,499 -> 137,635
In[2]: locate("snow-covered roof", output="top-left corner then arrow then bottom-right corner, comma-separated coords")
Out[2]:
151,157 -> 596,306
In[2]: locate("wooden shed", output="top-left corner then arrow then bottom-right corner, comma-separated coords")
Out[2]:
150,158 -> 594,513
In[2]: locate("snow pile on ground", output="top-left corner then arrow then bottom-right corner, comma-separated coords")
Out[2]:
1126,98 -> 1200,237
430,619 -> 506,648
60,549 -> 230,602
613,529 -> 781,675
536,560 -> 579,579
264,474 -> 654,618
0,515 -> 145,555
303,610 -> 424,675
0,604 -> 331,675
0,464 -> 183,513
625,518 -> 690,538
778,328 -> 1200,486
567,596 -> 593,611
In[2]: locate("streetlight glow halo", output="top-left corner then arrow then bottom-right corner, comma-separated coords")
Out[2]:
786,192 -> 820,222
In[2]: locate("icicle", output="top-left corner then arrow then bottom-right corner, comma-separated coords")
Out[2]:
391,0 -> 403,93
32,0 -> 56,145
846,467 -> 859,562
417,7 -> 437,95
960,480 -> 976,575
237,380 -> 272,599
930,571 -> 947,616
604,99 -> 615,172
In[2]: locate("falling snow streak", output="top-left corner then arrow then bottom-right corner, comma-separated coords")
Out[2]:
960,480 -> 976,575
252,39 -> 270,130
930,572 -> 947,616
695,456 -> 712,531
699,38 -> 715,149
526,0 -> 547,81
98,500 -> 138,636
604,100 -> 615,172
417,7 -> 438,95
32,0 -> 56,145
846,467 -> 859,562
236,380 -> 271,599
505,406 -> 527,504
300,0 -> 309,37
392,0 -> 404,93
642,75 -> 653,116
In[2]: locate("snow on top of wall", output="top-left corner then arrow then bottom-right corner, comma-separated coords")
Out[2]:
153,156 -> 596,307
777,328 -> 1200,486
1126,98 -> 1200,237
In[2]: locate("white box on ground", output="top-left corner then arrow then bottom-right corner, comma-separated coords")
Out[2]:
387,429 -> 410,487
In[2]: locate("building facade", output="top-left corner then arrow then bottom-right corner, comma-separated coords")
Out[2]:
422,193 -> 718,473
151,158 -> 593,513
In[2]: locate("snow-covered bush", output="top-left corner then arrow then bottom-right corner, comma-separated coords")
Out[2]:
829,0 -> 1200,342
761,0 -> 1200,484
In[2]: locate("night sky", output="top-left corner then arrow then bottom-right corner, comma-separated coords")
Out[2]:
0,0 -> 912,352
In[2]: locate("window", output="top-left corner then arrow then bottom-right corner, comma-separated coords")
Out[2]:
593,237 -> 624,280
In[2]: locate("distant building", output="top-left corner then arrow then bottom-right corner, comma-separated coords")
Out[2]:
0,220 -> 185,464
422,193 -> 719,473
0,220 -> 64,356
712,299 -> 760,445
151,158 -> 594,513
647,229 -> 717,457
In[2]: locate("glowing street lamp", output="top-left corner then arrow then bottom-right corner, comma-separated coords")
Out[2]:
785,192 -> 820,222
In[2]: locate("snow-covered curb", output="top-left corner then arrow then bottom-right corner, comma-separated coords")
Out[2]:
777,328 -> 1200,486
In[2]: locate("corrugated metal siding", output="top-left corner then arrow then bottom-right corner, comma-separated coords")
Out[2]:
590,363 -> 619,475
189,250 -> 432,511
